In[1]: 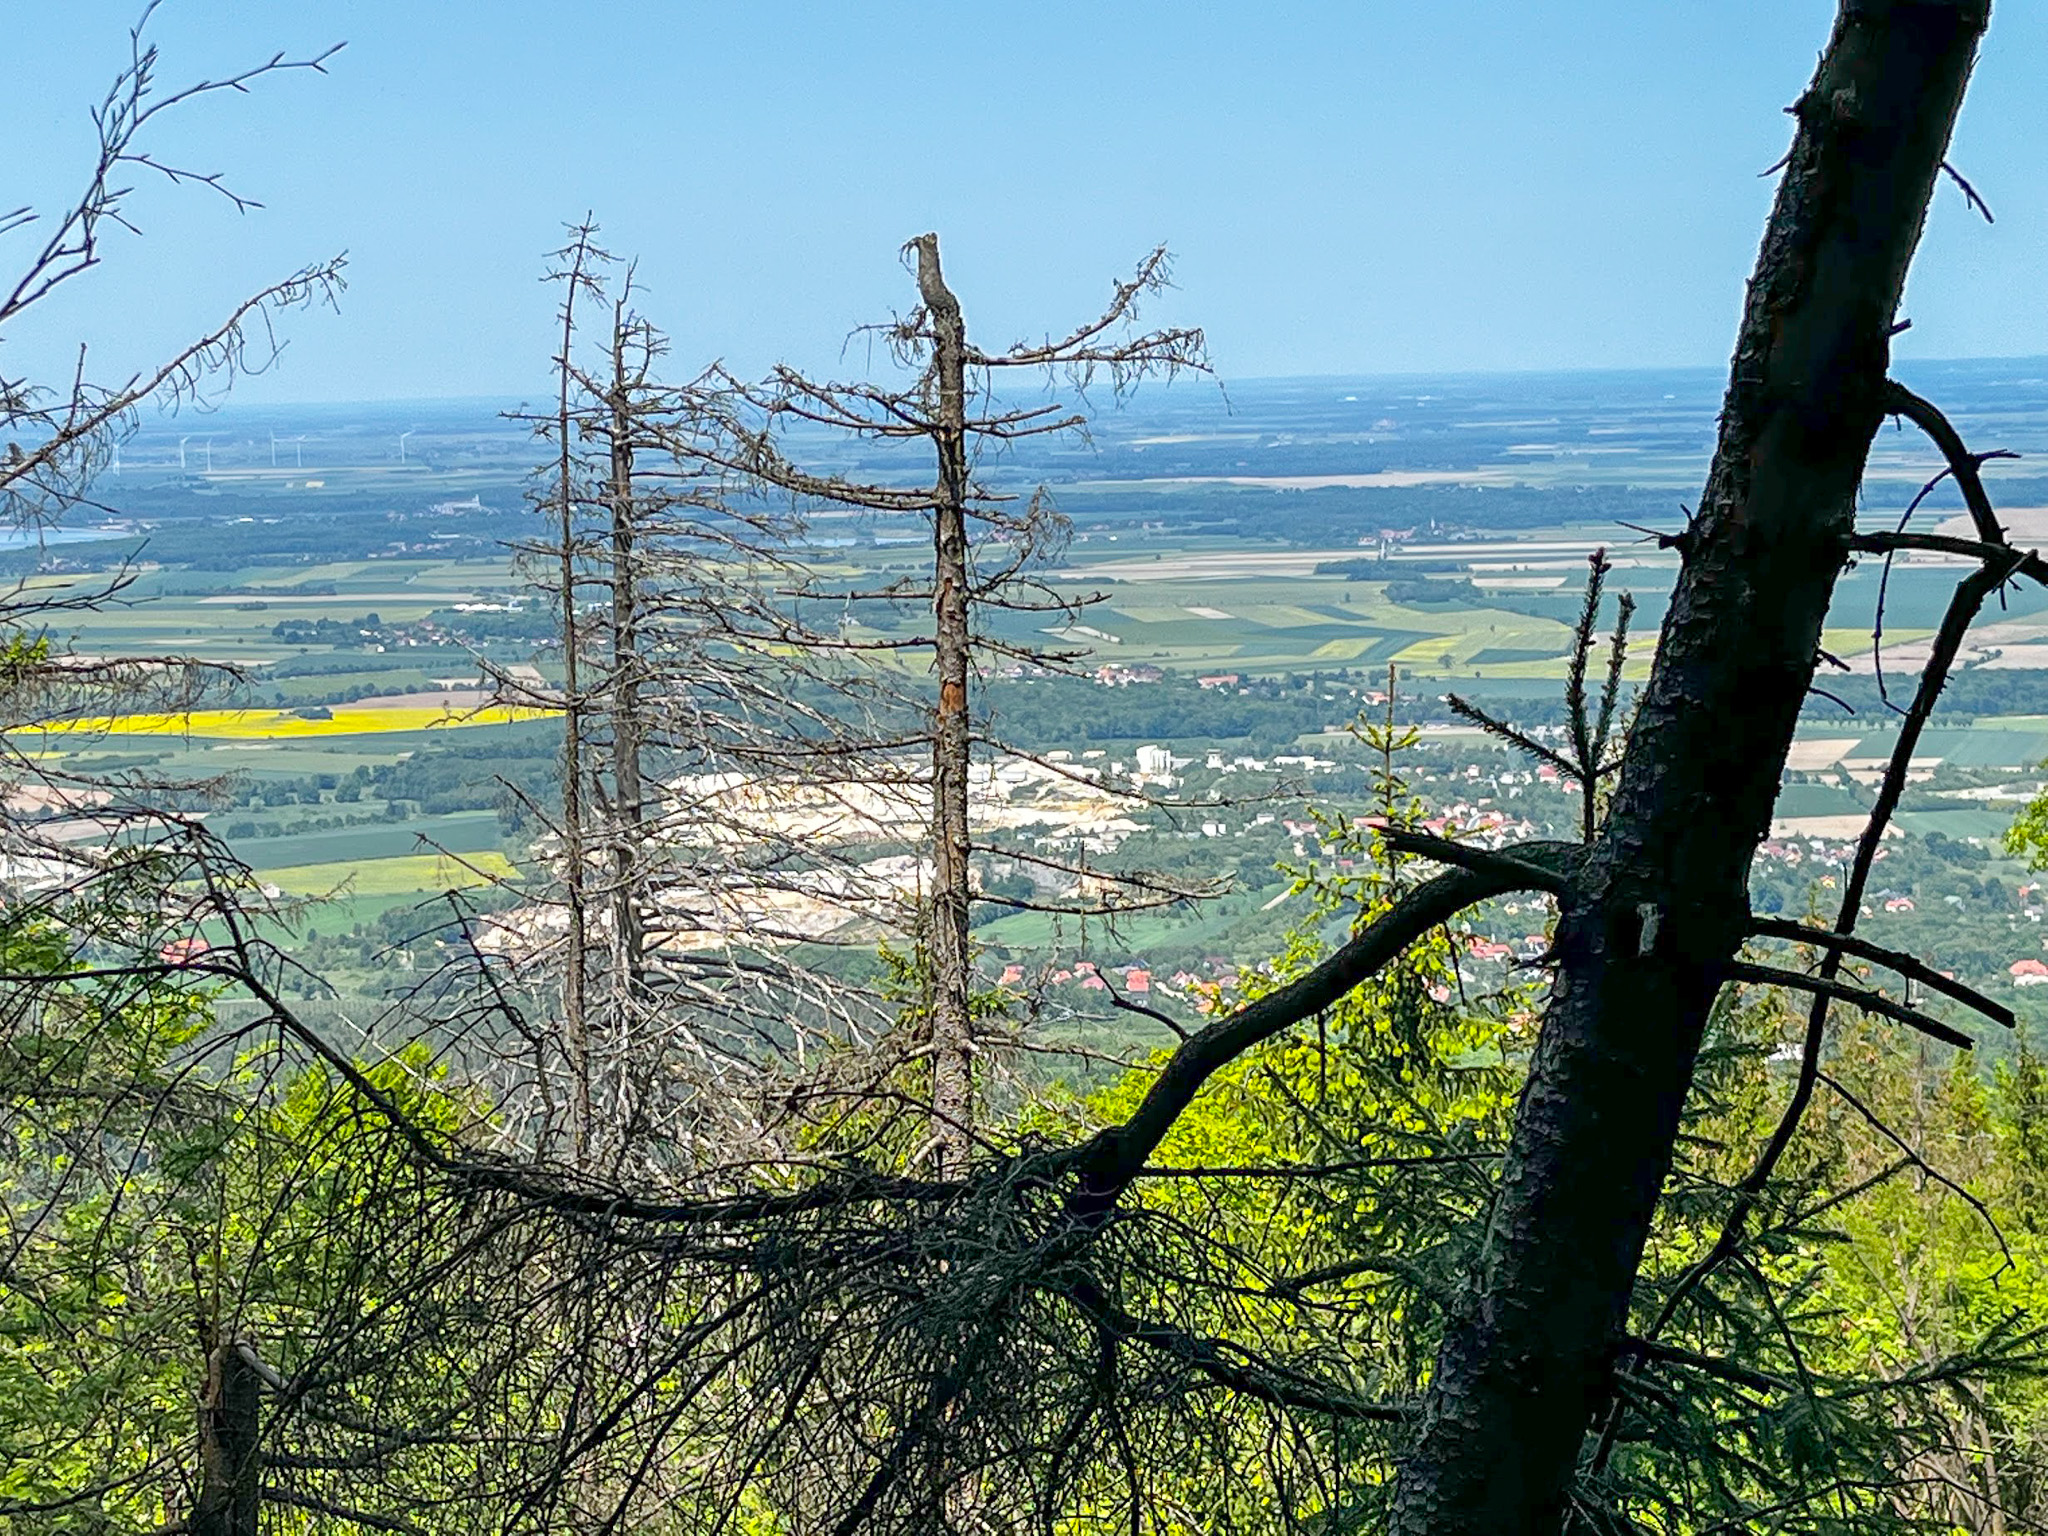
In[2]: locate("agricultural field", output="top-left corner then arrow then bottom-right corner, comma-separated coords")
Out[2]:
262,851 -> 520,897
9,363 -> 2048,1006
32,702 -> 549,739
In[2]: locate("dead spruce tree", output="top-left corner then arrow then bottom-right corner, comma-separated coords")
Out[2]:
473,227 -> 921,1177
696,233 -> 1208,1174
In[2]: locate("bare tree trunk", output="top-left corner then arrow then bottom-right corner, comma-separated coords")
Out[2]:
192,1341 -> 260,1536
1386,5 -> 1988,1533
554,240 -> 594,1164
606,310 -> 649,1011
912,233 -> 976,1177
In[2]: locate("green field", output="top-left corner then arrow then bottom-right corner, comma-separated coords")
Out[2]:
976,876 -> 1301,959
234,810 -> 506,869
54,521 -> 2033,712
1852,724 -> 2048,770
260,851 -> 521,896
987,565 -> 1601,680
19,523 -> 2048,987
22,556 -> 525,669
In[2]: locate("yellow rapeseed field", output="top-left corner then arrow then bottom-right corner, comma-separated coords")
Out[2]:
21,704 -> 555,739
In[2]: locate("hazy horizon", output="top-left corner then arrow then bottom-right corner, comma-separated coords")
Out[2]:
96,352 -> 2048,418
6,3 -> 2044,406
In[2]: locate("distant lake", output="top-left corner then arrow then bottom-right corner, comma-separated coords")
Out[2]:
0,524 -> 134,549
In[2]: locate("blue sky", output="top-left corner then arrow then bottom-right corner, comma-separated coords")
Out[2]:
4,2 -> 2043,403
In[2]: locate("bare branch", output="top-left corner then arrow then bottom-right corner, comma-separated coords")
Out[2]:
1376,828 -> 1571,896
1722,960 -> 1974,1050
1939,159 -> 1995,223
1882,379 -> 2010,545
1066,842 -> 1582,1217
1748,916 -> 2014,1029
1818,1070 -> 2012,1276
1064,1279 -> 1411,1423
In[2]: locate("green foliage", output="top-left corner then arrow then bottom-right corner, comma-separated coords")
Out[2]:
7,695 -> 2048,1535
1016,720 -> 2048,1535
0,934 -> 220,1532
2005,785 -> 2048,870
1002,714 -> 1532,1531
0,628 -> 53,677
0,912 -> 487,1533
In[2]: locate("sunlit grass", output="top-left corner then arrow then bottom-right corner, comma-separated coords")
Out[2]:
1819,625 -> 1933,659
259,850 -> 522,895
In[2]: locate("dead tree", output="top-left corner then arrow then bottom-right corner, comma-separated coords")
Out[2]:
601,289 -> 651,1013
478,234 -> 922,1178
918,236 -> 979,1180
0,1 -> 346,1123
543,224 -> 600,1164
699,232 -> 1208,1174
0,21 -> 488,1536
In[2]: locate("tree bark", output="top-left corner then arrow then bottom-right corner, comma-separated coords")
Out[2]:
606,312 -> 649,1011
1386,5 -> 1988,1533
911,232 -> 976,1178
555,265 -> 594,1166
192,1340 -> 260,1536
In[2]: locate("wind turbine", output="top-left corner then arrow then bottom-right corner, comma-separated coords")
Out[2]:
399,429 -> 417,465
269,430 -> 278,468
289,435 -> 307,469
200,435 -> 214,473
178,435 -> 189,471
